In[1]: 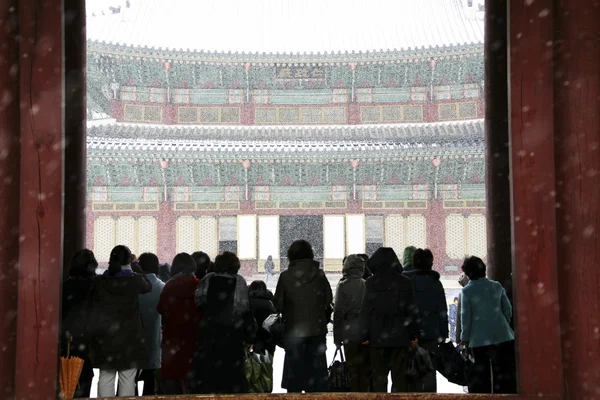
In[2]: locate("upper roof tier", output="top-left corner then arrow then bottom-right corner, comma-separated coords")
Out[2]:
86,0 -> 484,55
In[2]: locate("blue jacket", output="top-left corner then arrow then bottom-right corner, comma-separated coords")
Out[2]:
460,277 -> 514,348
138,273 -> 165,369
403,269 -> 448,341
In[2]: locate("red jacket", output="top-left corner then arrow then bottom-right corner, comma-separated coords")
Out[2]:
157,275 -> 202,380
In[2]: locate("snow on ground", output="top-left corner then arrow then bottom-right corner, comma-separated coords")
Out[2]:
90,333 -> 465,396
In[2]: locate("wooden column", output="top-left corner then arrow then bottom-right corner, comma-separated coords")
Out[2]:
0,0 -> 21,397
484,0 -> 512,289
14,0 -> 65,399
63,0 -> 87,276
552,0 -> 600,397
509,0 -> 564,396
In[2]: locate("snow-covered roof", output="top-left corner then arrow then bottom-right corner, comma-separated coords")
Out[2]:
86,0 -> 484,55
87,119 -> 485,143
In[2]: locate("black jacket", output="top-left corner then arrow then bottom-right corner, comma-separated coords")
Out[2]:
364,265 -> 420,347
61,277 -> 96,356
274,259 -> 333,338
333,255 -> 368,345
403,269 -> 449,341
88,273 -> 152,370
249,290 -> 277,354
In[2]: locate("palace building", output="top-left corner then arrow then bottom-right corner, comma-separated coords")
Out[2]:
85,0 -> 486,274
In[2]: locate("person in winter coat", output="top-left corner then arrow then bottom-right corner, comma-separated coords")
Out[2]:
333,255 -> 369,392
402,246 -> 417,273
460,256 -> 516,394
357,253 -> 372,280
249,280 -> 277,355
136,253 -> 165,395
455,272 -> 470,343
264,255 -> 275,288
191,251 -> 211,281
158,263 -> 171,283
156,253 -> 202,395
403,248 -> 448,392
61,249 -> 98,398
90,245 -> 152,398
364,247 -> 420,393
274,239 -> 333,393
449,297 -> 458,342
189,251 -> 256,394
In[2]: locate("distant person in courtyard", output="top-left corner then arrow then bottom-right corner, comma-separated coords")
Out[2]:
449,297 -> 459,342
157,253 -> 202,395
189,251 -> 255,394
364,247 -> 420,393
61,249 -> 99,398
90,245 -> 152,398
191,251 -> 211,281
264,255 -> 275,288
274,240 -> 333,393
136,252 -> 165,395
333,254 -> 369,392
403,248 -> 448,392
460,256 -> 516,394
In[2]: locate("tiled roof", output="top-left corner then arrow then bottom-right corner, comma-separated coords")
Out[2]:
86,120 -> 484,158
86,0 -> 484,55
87,119 -> 485,143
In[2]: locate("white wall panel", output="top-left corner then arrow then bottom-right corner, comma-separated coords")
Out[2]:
346,214 -> 365,254
94,217 -> 115,262
406,214 -> 427,249
467,214 -> 487,258
324,215 -> 345,259
116,216 -> 136,253
198,216 -> 218,259
138,217 -> 157,255
176,216 -> 196,254
446,214 -> 466,259
259,216 -> 280,260
238,215 -> 257,259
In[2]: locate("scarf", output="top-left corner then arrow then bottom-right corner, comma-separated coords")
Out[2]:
195,272 -> 250,316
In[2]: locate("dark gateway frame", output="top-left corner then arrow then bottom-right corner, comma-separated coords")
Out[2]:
0,0 -> 598,399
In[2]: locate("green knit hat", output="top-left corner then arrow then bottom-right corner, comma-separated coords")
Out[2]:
403,246 -> 417,268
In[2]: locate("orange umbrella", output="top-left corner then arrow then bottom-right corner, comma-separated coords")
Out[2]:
59,334 -> 85,399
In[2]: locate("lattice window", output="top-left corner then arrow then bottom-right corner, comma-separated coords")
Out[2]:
463,83 -> 480,98
198,216 -> 218,259
366,215 -> 384,243
253,89 -> 269,104
411,185 -> 429,200
94,217 -> 116,262
92,186 -> 109,202
384,215 -> 405,253
459,102 -> 478,118
357,88 -> 374,103
138,217 -> 157,255
467,214 -> 487,258
436,85 -> 452,101
441,184 -> 460,199
255,108 -> 278,123
384,214 -> 426,255
174,88 -> 191,104
254,186 -> 271,201
142,187 -> 159,202
410,87 -> 427,101
323,107 -> 346,123
121,86 -> 137,102
446,214 -> 466,259
116,217 -> 136,251
228,89 -> 244,104
403,105 -> 424,121
224,186 -> 241,202
362,185 -> 378,200
332,88 -> 348,103
176,216 -> 196,254
173,187 -> 191,202
331,185 -> 347,201
301,108 -> 322,123
406,214 -> 426,249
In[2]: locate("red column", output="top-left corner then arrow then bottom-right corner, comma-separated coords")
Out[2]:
553,0 -> 600,397
426,200 -> 448,274
157,202 -> 177,263
509,0 -> 564,396
0,0 -> 21,396
14,0 -> 65,398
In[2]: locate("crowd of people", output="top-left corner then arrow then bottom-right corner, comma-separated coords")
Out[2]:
61,239 -> 516,397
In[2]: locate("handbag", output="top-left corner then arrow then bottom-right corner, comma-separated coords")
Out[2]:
328,346 -> 350,392
244,348 -> 274,393
406,345 -> 434,384
435,341 -> 473,386
262,313 -> 285,348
